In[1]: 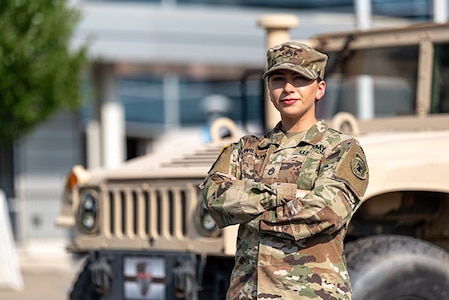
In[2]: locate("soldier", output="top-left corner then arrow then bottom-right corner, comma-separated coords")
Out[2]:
200,41 -> 369,299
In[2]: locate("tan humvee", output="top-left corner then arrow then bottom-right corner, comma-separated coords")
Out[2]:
57,16 -> 449,300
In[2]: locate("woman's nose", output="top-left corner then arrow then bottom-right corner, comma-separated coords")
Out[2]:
283,81 -> 295,92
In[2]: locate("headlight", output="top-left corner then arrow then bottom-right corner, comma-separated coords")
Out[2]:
195,197 -> 220,237
76,190 -> 99,233
201,212 -> 217,231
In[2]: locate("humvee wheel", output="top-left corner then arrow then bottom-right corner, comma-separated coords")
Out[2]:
345,234 -> 449,300
69,258 -> 102,300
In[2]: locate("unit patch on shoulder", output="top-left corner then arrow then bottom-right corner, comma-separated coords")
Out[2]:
334,142 -> 369,199
351,153 -> 368,180
208,144 -> 232,174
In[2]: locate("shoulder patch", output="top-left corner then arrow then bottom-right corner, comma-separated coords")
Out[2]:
208,144 -> 232,174
334,142 -> 369,198
351,153 -> 368,180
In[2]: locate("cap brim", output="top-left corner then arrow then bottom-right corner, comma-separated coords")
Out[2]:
262,63 -> 317,80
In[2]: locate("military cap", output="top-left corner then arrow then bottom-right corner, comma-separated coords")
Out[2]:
262,41 -> 328,80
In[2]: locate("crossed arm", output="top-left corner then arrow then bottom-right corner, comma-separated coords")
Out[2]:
199,140 -> 368,241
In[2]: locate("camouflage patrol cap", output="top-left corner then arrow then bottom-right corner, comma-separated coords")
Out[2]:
262,41 -> 328,80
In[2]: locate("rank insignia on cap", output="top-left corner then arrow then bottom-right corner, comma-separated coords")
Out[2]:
351,153 -> 368,180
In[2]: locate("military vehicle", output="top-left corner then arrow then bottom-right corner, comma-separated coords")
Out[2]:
56,15 -> 449,300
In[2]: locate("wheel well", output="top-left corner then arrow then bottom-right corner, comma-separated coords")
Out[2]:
347,191 -> 449,247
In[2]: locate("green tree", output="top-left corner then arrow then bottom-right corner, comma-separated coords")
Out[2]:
0,0 -> 88,143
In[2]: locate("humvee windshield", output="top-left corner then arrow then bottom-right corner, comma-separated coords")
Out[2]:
318,43 -> 449,119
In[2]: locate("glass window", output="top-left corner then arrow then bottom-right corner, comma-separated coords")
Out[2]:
114,74 -> 262,129
431,43 -> 449,114
178,77 -> 262,126
120,76 -> 165,125
318,45 -> 419,120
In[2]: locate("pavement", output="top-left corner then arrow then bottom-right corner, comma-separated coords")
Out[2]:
0,247 -> 83,300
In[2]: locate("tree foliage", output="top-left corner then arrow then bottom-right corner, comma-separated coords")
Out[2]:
0,0 -> 88,143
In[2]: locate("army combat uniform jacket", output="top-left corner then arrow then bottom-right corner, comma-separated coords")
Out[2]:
200,120 -> 369,300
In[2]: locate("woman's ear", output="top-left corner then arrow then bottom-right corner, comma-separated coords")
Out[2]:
315,80 -> 326,101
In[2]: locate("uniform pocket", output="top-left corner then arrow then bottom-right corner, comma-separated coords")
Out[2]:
278,158 -> 303,183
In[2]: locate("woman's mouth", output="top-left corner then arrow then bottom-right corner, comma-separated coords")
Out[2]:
281,98 -> 298,105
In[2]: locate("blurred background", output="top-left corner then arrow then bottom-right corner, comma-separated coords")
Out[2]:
0,0 -> 447,297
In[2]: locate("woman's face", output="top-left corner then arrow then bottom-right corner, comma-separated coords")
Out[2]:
268,69 -> 326,124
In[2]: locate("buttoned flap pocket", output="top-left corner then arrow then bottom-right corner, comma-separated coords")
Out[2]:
241,147 -> 270,180
260,152 -> 305,183
278,157 -> 303,183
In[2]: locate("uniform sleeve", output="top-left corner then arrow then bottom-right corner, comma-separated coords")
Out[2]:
199,140 -> 297,229
259,139 -> 369,241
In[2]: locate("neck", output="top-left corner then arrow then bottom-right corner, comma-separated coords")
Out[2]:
281,116 -> 317,133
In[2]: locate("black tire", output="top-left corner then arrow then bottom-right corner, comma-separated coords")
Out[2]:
345,234 -> 449,300
69,258 -> 102,300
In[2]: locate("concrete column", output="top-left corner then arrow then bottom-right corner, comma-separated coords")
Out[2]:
434,0 -> 448,22
94,63 -> 125,168
355,0 -> 372,30
86,120 -> 101,169
163,74 -> 180,130
356,75 -> 375,120
355,0 -> 375,120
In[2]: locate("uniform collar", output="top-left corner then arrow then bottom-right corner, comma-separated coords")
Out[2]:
258,120 -> 328,149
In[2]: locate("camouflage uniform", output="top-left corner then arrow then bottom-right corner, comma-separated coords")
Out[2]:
200,120 -> 369,299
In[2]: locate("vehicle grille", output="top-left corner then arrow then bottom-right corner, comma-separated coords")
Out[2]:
103,185 -> 190,241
